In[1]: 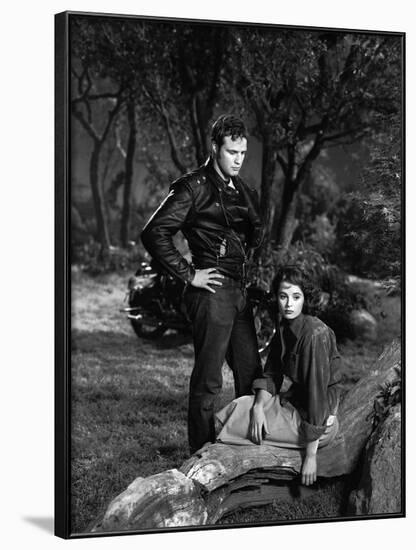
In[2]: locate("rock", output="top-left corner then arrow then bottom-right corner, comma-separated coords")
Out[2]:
349,309 -> 378,341
348,404 -> 402,515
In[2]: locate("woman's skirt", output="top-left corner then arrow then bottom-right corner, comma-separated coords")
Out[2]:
216,394 -> 338,449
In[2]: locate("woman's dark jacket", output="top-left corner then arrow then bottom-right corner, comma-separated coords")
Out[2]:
141,159 -> 263,283
253,313 -> 343,442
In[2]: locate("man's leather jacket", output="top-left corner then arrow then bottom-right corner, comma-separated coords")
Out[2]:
141,159 -> 264,283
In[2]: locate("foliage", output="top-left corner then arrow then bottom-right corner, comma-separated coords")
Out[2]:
301,213 -> 337,255
293,166 -> 340,255
370,366 -> 401,429
71,240 -> 144,274
229,29 -> 402,246
250,241 -> 369,339
335,193 -> 401,280
235,30 -> 401,152
74,16 -> 230,170
334,114 -> 401,283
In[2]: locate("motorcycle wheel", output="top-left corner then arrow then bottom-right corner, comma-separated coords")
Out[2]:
252,302 -> 276,355
129,319 -> 167,339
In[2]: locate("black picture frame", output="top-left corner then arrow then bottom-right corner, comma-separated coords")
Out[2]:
55,10 -> 405,539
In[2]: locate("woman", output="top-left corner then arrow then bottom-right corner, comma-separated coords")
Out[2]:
216,265 -> 342,486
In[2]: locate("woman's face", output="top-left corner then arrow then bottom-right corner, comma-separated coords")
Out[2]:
277,281 -> 305,320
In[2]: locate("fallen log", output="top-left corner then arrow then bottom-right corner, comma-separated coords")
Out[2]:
90,340 -> 401,533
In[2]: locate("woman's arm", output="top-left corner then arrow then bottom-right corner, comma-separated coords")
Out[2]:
249,389 -> 271,444
251,333 -> 283,396
250,334 -> 283,444
298,327 -> 334,484
298,330 -> 333,442
301,439 -> 319,485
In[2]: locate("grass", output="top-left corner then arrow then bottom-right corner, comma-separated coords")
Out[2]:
69,270 -> 401,533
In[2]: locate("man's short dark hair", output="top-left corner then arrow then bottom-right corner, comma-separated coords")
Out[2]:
211,114 -> 248,147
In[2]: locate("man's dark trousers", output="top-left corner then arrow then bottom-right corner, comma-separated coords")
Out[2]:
184,276 -> 262,454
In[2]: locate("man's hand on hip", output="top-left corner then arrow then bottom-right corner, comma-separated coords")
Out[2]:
191,268 -> 224,293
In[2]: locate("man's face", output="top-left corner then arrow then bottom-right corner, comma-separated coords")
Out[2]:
213,135 -> 247,179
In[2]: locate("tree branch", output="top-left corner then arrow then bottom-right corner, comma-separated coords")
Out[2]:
72,88 -> 124,146
295,134 -> 323,186
72,108 -> 100,142
322,130 -> 369,148
287,143 -> 296,181
161,106 -> 188,174
71,64 -> 93,122
275,151 -> 288,177
141,84 -> 164,117
115,116 -> 127,159
207,32 -> 226,105
144,80 -> 187,174
101,96 -> 124,144
190,93 -> 206,164
322,126 -> 368,144
72,92 -> 124,105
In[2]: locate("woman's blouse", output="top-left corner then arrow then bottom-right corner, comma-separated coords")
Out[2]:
252,313 -> 342,442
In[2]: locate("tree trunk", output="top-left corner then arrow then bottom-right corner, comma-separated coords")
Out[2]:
276,182 -> 298,252
273,137 -> 323,253
90,145 -> 111,250
275,179 -> 299,252
259,140 -> 277,244
90,340 -> 401,532
120,102 -> 137,248
191,93 -> 209,165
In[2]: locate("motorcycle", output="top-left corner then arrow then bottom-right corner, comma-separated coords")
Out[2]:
122,261 -> 277,355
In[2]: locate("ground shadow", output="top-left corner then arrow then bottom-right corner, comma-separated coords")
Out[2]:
153,332 -> 193,350
72,328 -> 193,354
23,516 -> 54,534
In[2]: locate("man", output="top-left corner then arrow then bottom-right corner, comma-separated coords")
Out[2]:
141,114 -> 264,454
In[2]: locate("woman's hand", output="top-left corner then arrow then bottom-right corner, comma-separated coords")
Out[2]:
301,439 -> 319,485
250,404 -> 270,444
301,454 -> 317,485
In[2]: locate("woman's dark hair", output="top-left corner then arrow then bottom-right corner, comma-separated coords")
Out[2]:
271,265 -> 322,316
211,114 -> 248,147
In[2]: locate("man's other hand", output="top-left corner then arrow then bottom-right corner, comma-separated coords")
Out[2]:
191,268 -> 224,293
